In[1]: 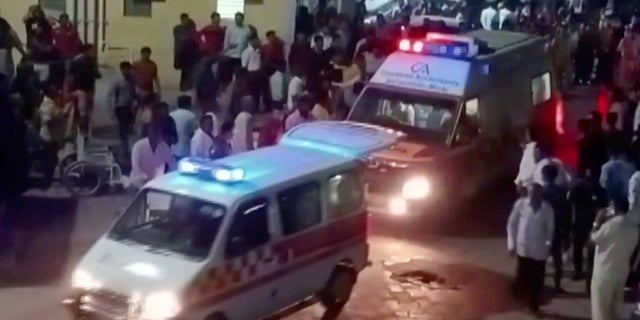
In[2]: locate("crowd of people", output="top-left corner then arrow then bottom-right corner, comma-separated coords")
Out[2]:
3,1 -> 640,317
509,95 -> 640,317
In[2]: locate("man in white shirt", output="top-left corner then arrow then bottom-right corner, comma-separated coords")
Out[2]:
516,140 -> 571,188
242,35 -> 262,111
507,183 -> 555,313
191,114 -> 215,158
241,35 -> 261,72
221,12 -> 250,85
287,72 -> 306,111
129,122 -> 176,189
480,0 -> 498,30
591,205 -> 639,320
268,64 -> 286,108
169,95 -> 197,159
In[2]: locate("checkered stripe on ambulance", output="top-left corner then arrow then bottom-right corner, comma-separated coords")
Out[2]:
183,211 -> 369,309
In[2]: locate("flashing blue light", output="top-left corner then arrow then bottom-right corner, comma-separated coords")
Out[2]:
213,168 -> 244,182
177,158 -> 244,183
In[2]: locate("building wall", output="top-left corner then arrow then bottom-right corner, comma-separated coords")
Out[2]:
0,0 -> 297,89
1,1 -> 34,62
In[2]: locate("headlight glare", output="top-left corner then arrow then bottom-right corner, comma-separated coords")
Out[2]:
141,291 -> 181,319
401,177 -> 431,199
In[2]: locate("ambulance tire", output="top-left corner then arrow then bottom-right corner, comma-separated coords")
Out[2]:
204,312 -> 227,320
319,266 -> 356,312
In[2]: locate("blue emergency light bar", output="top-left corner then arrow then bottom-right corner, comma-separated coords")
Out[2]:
398,33 -> 478,59
178,158 -> 245,183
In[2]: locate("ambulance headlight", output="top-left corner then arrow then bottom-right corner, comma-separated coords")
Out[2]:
142,291 -> 181,319
401,177 -> 431,199
389,197 -> 408,215
71,269 -> 101,290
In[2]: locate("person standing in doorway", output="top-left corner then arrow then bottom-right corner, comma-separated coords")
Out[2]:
507,183 -> 555,314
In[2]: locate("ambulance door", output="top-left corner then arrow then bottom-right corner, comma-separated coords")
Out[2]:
221,198 -> 280,320
271,181 -> 326,308
448,98 -> 484,198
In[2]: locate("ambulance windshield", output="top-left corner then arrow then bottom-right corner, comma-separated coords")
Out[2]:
109,190 -> 225,261
349,87 -> 458,144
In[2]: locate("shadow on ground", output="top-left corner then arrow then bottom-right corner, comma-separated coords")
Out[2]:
0,195 -> 78,287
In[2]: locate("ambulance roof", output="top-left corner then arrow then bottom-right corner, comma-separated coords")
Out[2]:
145,145 -> 354,207
464,30 -> 543,56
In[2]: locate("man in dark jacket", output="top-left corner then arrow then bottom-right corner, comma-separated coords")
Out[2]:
541,164 -> 570,294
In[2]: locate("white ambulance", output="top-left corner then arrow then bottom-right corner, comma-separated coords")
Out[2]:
347,30 -> 563,216
63,122 -> 401,320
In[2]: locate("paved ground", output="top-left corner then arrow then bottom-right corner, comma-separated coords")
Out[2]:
0,86 -> 630,320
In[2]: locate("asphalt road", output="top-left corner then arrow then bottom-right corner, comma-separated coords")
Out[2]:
0,86 -> 624,320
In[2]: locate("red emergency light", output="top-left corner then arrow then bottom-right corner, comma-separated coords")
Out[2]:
397,33 -> 478,58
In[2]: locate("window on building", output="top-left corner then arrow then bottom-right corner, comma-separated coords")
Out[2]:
39,0 -> 67,13
531,72 -> 551,106
278,182 -> 322,235
124,0 -> 152,17
326,171 -> 364,218
217,0 -> 245,20
225,198 -> 270,258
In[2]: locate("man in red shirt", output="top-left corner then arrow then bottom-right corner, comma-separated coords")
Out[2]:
53,13 -> 81,60
198,12 -> 225,58
258,106 -> 285,147
262,30 -> 285,68
288,32 -> 313,77
132,47 -> 161,101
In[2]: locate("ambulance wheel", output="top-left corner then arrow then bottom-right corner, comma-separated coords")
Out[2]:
319,266 -> 356,311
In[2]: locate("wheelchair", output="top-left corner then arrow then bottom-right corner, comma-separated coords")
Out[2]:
60,131 -> 125,197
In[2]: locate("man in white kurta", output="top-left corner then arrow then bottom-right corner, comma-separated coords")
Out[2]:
507,183 -> 555,312
130,124 -> 176,189
591,208 -> 639,320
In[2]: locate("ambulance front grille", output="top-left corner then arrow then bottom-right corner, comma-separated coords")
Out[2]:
80,289 -> 131,320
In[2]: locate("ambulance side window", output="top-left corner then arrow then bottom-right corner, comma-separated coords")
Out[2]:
226,198 -> 270,258
326,171 -> 364,218
278,182 -> 322,235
